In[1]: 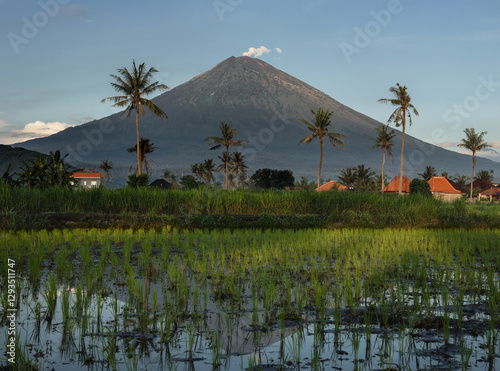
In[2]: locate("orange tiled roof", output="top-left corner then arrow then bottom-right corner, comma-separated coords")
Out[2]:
71,172 -> 101,178
383,176 -> 410,193
479,187 -> 500,197
316,181 -> 347,192
428,177 -> 461,194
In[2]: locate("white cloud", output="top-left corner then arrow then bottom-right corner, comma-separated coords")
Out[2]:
243,46 -> 271,58
275,48 -> 283,54
11,121 -> 75,142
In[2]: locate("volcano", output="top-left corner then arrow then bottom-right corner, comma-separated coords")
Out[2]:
13,56 -> 500,182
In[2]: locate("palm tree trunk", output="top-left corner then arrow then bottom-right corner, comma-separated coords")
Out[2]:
235,170 -> 239,188
135,109 -> 142,175
381,149 -> 386,193
224,147 -> 229,190
317,138 -> 323,189
470,154 -> 475,202
399,119 -> 406,196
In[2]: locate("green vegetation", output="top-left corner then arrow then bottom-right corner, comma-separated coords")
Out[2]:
1,183 -> 500,229
378,83 -> 419,195
1,228 -> 499,369
101,60 -> 169,175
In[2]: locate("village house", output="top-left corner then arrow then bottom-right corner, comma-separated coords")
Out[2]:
382,176 -> 410,194
428,177 -> 462,202
315,180 -> 347,192
70,172 -> 101,189
478,187 -> 500,202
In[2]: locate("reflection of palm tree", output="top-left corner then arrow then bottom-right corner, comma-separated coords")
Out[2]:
102,60 -> 168,175
370,124 -> 395,193
378,84 -> 419,195
99,160 -> 113,187
298,107 -> 346,189
457,128 -> 491,201
127,138 -> 158,175
205,122 -> 248,190
231,152 -> 248,188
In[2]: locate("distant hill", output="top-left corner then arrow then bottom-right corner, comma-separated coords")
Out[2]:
0,145 -> 47,174
13,56 -> 500,183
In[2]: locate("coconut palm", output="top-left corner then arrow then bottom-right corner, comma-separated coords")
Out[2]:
475,169 -> 494,183
205,122 -> 248,190
202,159 -> 217,184
127,138 -> 158,175
457,128 -> 491,201
99,159 -> 113,187
370,124 -> 396,193
298,107 -> 346,189
161,169 -> 177,186
215,151 -> 234,188
102,60 -> 168,175
354,164 -> 376,188
378,84 -> 419,195
338,167 -> 356,189
231,152 -> 248,188
418,165 -> 437,181
190,163 -> 204,182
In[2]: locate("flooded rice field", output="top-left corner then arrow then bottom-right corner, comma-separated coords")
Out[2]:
1,228 -> 500,370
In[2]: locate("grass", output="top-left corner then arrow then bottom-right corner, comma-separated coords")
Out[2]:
1,227 -> 499,369
1,183 -> 500,229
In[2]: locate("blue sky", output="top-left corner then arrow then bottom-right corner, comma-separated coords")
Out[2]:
1,0 -> 499,160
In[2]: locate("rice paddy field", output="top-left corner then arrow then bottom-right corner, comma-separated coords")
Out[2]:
1,228 -> 499,370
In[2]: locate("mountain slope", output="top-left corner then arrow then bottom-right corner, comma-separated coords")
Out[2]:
14,56 -> 500,182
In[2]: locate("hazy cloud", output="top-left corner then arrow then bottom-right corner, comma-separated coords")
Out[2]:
11,121 -> 75,142
60,4 -> 87,18
243,46 -> 271,58
275,48 -> 283,54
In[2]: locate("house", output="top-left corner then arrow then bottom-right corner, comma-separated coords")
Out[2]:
315,181 -> 347,192
383,176 -> 410,193
70,172 -> 101,189
464,178 -> 493,194
478,187 -> 500,202
427,177 -> 462,202
149,179 -> 173,190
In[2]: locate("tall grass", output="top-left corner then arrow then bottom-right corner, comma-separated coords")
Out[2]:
2,183 -> 500,228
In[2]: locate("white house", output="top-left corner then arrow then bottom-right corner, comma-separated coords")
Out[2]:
70,172 -> 101,189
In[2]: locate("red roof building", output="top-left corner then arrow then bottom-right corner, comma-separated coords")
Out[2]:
383,176 -> 410,193
479,187 -> 500,202
70,172 -> 101,189
428,177 -> 462,201
315,181 -> 347,192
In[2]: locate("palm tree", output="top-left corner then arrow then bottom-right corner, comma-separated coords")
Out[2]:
453,174 -> 468,188
458,128 -> 491,201
127,138 -> 158,175
475,169 -> 494,183
378,84 -> 419,195
370,124 -> 396,193
418,165 -> 437,181
161,169 -> 177,186
99,160 -> 113,187
231,152 -> 248,188
205,122 -> 248,190
298,107 -> 346,188
102,60 -> 168,175
338,167 -> 356,189
216,151 -> 234,188
190,163 -> 204,182
354,164 -> 376,188
202,159 -> 217,184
